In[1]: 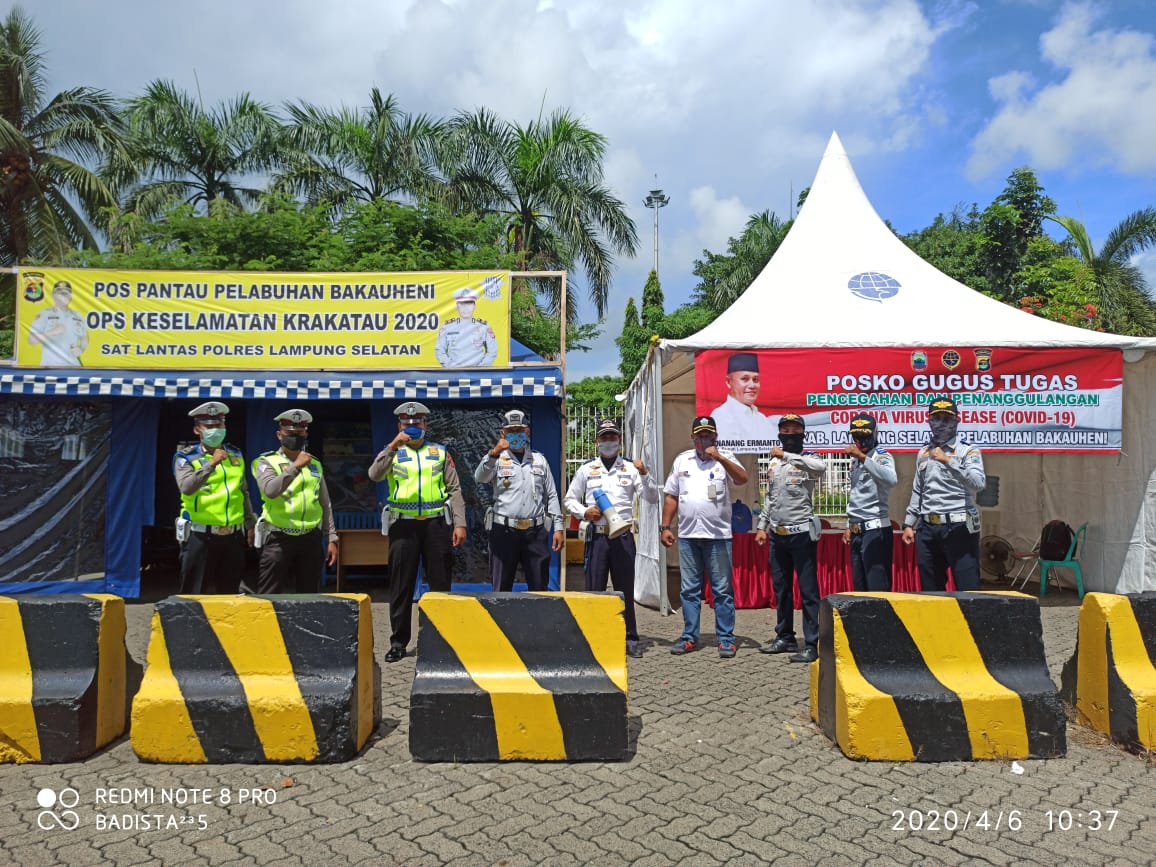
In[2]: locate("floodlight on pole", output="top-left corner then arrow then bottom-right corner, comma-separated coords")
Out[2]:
643,176 -> 670,280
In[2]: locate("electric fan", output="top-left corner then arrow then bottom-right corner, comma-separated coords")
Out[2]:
979,535 -> 1014,579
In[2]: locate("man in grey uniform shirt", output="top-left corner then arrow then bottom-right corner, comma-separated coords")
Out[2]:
475,409 -> 565,591
843,411 -> 896,591
755,413 -> 826,663
902,397 -> 985,591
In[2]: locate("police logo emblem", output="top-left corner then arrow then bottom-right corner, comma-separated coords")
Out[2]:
23,272 -> 45,302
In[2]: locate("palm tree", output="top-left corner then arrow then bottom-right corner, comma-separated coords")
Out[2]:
442,107 -> 637,320
694,210 -> 792,312
118,79 -> 282,219
1048,210 -> 1156,335
274,88 -> 443,213
0,6 -> 124,264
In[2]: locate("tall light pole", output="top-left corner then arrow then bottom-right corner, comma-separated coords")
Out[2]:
643,177 -> 669,280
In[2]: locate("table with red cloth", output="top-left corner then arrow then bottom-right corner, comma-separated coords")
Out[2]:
703,529 -> 951,609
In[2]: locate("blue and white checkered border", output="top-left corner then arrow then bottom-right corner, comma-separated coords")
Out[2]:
1,372 -> 561,400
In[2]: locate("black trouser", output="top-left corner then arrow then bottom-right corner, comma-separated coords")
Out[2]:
180,530 -> 245,594
585,532 -> 638,643
488,523 -> 551,591
388,517 -> 452,650
257,528 -> 324,594
916,523 -> 980,591
850,526 -> 893,592
769,531 -> 821,647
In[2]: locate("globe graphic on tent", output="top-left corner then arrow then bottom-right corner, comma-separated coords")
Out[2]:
848,271 -> 901,302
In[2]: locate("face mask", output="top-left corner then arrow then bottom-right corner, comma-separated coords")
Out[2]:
597,441 -> 620,457
201,428 -> 226,448
506,431 -> 529,451
403,425 -> 425,440
281,433 -> 307,451
693,436 -> 716,459
852,434 -> 877,453
929,418 -> 958,446
779,433 -> 805,454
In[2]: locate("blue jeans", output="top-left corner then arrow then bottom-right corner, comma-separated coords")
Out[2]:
678,538 -> 736,644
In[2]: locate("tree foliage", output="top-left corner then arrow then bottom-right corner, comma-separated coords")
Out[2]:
692,210 -> 791,312
117,79 -> 283,221
275,89 -> 443,214
0,5 -> 124,265
442,107 -> 638,321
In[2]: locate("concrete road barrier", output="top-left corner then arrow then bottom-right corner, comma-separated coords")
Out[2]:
1061,591 -> 1156,751
411,592 -> 628,762
814,591 -> 1065,761
132,594 -> 374,763
0,594 -> 126,763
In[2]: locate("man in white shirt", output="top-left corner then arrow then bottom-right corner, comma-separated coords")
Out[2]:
564,417 -> 659,658
709,352 -> 775,450
660,416 -> 748,658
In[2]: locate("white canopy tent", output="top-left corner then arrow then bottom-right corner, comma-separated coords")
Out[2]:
626,132 -> 1156,612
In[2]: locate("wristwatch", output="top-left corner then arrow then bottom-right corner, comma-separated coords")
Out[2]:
659,524 -> 672,532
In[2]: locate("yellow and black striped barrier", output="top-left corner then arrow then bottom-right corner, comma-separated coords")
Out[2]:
132,594 -> 374,763
1060,592 -> 1156,751
411,592 -> 628,762
0,594 -> 126,763
814,591 -> 1066,761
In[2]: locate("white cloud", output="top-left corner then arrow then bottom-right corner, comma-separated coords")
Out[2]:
968,3 -> 1156,178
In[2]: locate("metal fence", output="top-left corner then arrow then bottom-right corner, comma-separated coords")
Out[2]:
565,404 -> 618,479
757,455 -> 853,518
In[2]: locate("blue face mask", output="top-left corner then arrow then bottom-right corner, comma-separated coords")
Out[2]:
506,431 -> 529,451
404,425 -> 425,440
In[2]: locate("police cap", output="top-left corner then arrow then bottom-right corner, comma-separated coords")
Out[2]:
502,409 -> 529,429
188,401 -> 229,422
275,408 -> 313,426
453,287 -> 480,302
596,418 -> 621,437
394,401 -> 431,420
849,411 -> 877,436
779,413 -> 805,429
928,397 -> 958,417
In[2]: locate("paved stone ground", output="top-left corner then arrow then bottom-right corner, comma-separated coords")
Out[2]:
2,577 -> 1153,866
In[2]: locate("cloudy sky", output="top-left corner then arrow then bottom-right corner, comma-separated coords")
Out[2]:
33,0 -> 1156,378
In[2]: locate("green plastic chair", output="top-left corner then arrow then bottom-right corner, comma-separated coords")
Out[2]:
1039,522 -> 1087,599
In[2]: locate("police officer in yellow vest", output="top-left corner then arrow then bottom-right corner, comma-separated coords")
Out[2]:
251,409 -> 339,594
368,401 -> 467,662
173,401 -> 255,594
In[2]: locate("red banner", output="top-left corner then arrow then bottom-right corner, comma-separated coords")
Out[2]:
695,347 -> 1123,453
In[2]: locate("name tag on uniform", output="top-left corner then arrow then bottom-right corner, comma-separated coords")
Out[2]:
396,450 -> 411,463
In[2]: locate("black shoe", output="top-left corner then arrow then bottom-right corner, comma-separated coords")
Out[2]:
626,641 -> 644,659
385,646 -> 406,663
788,646 -> 817,663
759,637 -> 799,654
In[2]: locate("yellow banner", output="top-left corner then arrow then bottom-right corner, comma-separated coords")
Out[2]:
15,268 -> 512,370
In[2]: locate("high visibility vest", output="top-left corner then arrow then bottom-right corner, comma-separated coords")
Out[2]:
388,442 -> 448,517
253,450 -> 324,530
176,445 -> 247,526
